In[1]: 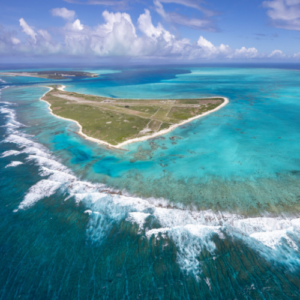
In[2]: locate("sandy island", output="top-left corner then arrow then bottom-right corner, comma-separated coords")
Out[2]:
41,85 -> 229,150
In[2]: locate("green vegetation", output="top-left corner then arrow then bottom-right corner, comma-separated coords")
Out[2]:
168,107 -> 197,120
160,123 -> 172,131
176,98 -> 224,104
43,86 -> 224,146
120,105 -> 159,115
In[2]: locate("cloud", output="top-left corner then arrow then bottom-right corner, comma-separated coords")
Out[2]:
63,0 -> 218,15
0,26 -> 21,53
196,36 -> 231,57
263,0 -> 300,30
63,0 -> 129,9
51,8 -> 76,21
0,10 -> 293,61
158,0 -> 218,17
268,49 -> 286,57
102,10 -> 136,36
0,21 -> 60,55
64,0 -> 125,4
294,51 -> 300,58
154,0 -> 217,31
19,18 -> 37,43
62,10 -> 142,56
231,47 -> 259,59
11,37 -> 21,45
72,19 -> 84,30
195,37 -> 259,59
138,9 -> 174,42
38,30 -> 52,41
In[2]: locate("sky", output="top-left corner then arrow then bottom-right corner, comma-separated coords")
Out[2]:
0,0 -> 300,63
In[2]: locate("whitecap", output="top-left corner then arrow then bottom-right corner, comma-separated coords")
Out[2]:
145,224 -> 222,277
146,227 -> 169,238
0,106 -> 24,134
16,179 -> 62,211
26,155 -> 70,172
291,219 -> 300,231
3,134 -> 41,148
233,217 -> 292,235
250,228 -> 298,251
1,150 -> 21,158
5,161 -> 23,168
3,126 -> 299,275
126,212 -> 150,231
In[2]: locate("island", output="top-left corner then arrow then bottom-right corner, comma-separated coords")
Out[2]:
1,71 -> 98,80
41,85 -> 228,148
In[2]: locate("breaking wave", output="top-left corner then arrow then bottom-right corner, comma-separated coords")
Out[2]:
1,97 -> 300,277
5,161 -> 23,168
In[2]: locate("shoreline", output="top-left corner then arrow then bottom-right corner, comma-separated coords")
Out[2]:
41,85 -> 229,150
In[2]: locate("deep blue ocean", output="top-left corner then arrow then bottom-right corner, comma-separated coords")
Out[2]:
0,65 -> 300,299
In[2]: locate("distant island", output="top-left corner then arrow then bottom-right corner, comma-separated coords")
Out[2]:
42,85 -> 228,148
1,71 -> 98,80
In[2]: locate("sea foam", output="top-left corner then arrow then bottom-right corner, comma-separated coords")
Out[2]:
5,161 -> 23,168
1,100 -> 300,276
4,126 -> 300,275
5,127 -> 300,275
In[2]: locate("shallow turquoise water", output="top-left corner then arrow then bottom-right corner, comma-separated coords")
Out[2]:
38,67 -> 300,214
0,66 -> 300,299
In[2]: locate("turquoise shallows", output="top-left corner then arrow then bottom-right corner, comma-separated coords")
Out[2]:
0,66 -> 300,299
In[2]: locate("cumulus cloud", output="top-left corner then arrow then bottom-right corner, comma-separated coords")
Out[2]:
51,8 -> 76,21
101,10 -> 136,36
196,36 -> 231,57
19,18 -> 37,43
195,37 -> 259,59
154,0 -> 217,31
63,10 -> 142,56
0,10 -> 292,61
268,49 -> 286,57
197,36 -> 215,48
294,52 -> 300,59
138,9 -> 174,42
72,19 -> 84,30
263,0 -> 300,30
231,47 -> 259,59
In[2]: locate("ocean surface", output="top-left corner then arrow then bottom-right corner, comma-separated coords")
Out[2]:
0,66 -> 300,299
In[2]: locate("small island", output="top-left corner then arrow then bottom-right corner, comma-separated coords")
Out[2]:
1,71 -> 98,80
42,85 -> 228,148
